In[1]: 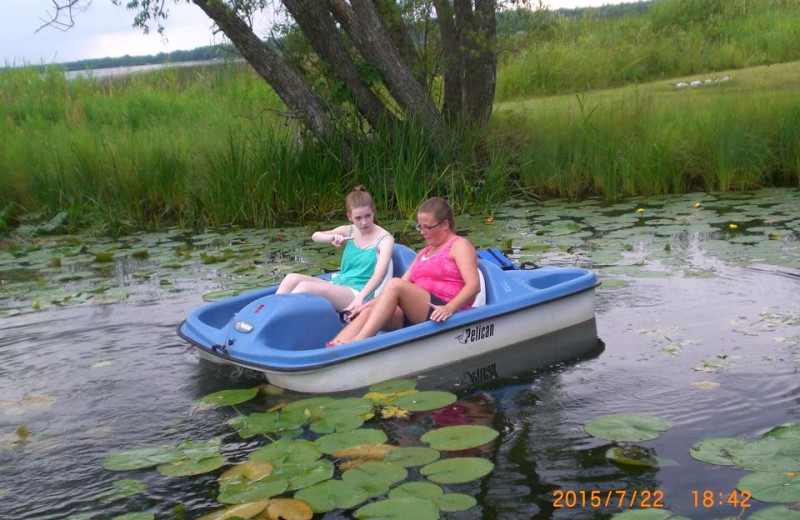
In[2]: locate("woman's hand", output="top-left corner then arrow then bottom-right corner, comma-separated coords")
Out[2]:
428,302 -> 456,322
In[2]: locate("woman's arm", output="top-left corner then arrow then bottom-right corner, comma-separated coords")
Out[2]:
312,224 -> 353,246
429,238 -> 480,321
348,236 -> 395,309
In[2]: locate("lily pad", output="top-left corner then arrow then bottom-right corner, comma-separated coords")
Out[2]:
218,479 -> 290,504
250,439 -> 321,465
194,501 -> 270,520
609,510 -> 691,519
96,479 -> 147,501
309,414 -> 364,434
420,457 -> 494,484
738,471 -> 800,503
729,437 -> 800,472
354,497 -> 439,519
763,425 -> 800,441
111,514 -> 155,520
157,455 -> 227,476
392,391 -> 457,412
606,446 -> 660,468
260,460 -> 335,491
585,414 -> 673,442
294,479 -> 370,512
315,429 -> 388,454
219,460 -> 275,487
388,482 -> 477,512
229,409 -> 307,438
421,424 -> 499,451
689,437 -> 748,466
101,445 -> 185,471
383,447 -> 440,467
748,506 -> 800,520
264,499 -> 313,520
341,461 -> 407,496
195,388 -> 259,409
368,379 -> 417,394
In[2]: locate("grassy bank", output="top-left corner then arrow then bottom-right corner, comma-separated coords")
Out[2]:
2,0 -> 800,232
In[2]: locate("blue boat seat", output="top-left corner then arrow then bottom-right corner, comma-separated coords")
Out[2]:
373,259 -> 393,297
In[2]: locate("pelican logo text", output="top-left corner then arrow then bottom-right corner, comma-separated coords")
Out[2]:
455,323 -> 495,344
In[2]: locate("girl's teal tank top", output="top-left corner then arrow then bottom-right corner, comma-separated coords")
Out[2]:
331,227 -> 390,297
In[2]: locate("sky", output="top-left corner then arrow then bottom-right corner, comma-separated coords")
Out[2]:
1,1 -> 642,66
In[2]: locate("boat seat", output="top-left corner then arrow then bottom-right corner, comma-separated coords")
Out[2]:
373,259 -> 393,297
472,268 -> 487,308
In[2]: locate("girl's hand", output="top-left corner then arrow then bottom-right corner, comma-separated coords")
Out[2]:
331,234 -> 354,247
428,302 -> 455,322
343,296 -> 365,315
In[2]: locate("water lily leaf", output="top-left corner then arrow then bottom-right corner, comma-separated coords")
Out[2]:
378,405 -> 410,419
250,439 -> 321,465
157,454 -> 226,476
606,446 -> 660,467
585,414 -> 673,442
264,498 -> 313,520
689,437 -> 748,466
388,482 -> 443,500
195,388 -> 259,409
315,429 -> 387,454
175,438 -> 222,460
218,479 -> 290,504
763,425 -> 800,441
111,514 -> 155,520
101,445 -> 185,471
433,492 -> 477,512
194,501 -> 270,520
294,480 -> 370,513
392,391 -> 457,412
420,457 -> 494,484
748,506 -> 800,520
333,443 -> 396,461
282,397 -> 335,415
341,461 -> 407,495
96,479 -> 147,501
317,397 -> 375,416
729,437 -> 800,472
229,409 -> 307,438
421,424 -> 499,451
690,381 -> 720,390
354,497 -> 439,519
368,379 -> 417,394
383,447 -> 440,467
738,471 -> 800,503
219,460 -> 275,487
261,460 -> 334,491
309,413 -> 364,434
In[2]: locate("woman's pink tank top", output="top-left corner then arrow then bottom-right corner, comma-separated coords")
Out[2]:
410,237 -> 474,309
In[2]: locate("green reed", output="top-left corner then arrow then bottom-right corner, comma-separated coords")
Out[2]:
497,0 -> 800,101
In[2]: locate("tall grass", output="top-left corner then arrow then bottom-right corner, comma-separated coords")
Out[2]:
497,0 -> 800,100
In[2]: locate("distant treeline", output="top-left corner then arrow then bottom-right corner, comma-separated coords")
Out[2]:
56,44 -> 241,72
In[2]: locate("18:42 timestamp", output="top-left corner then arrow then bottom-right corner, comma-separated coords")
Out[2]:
691,489 -> 751,508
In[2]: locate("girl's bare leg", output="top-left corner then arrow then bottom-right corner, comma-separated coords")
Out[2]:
276,273 -> 355,311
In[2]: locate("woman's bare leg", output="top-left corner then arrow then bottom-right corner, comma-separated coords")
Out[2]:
349,279 -> 432,341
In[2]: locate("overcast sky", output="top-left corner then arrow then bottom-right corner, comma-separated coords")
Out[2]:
1,1 -> 642,66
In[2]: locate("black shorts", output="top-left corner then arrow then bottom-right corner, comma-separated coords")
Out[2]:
403,292 -> 448,327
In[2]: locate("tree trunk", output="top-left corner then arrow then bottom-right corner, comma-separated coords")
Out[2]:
327,0 -> 449,144
191,0 -> 334,139
282,0 -> 397,132
455,0 -> 497,128
432,0 -> 463,123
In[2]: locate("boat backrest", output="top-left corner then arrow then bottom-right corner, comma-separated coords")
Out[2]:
373,259 -> 394,297
391,244 -> 417,276
472,268 -> 487,307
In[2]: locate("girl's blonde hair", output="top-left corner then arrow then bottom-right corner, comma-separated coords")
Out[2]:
418,197 -> 455,231
346,185 -> 378,224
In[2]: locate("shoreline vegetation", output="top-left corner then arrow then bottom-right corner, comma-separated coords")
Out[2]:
2,0 -> 800,234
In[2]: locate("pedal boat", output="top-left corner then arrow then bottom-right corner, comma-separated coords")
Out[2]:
178,245 -> 600,393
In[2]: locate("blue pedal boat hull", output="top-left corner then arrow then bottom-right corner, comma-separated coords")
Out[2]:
178,245 -> 600,393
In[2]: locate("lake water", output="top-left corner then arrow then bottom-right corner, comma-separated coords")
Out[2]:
64,59 -> 231,81
1,189 -> 798,519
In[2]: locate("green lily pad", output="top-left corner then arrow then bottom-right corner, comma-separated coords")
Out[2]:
250,438 -> 321,465
738,471 -> 800,503
96,479 -> 147,501
689,437 -> 748,466
309,413 -> 364,434
388,482 -> 477,512
229,409 -> 307,438
259,460 -> 334,491
294,479 -> 370,513
218,478 -> 290,504
342,461 -> 407,496
392,391 -> 457,412
101,445 -> 184,471
354,497 -> 439,519
434,492 -> 478,512
111,514 -> 155,520
748,506 -> 800,520
368,379 -> 417,393
283,397 -> 336,415
729,437 -> 800,472
157,455 -> 227,476
195,388 -> 259,408
383,447 -> 440,467
421,424 -> 499,451
420,457 -> 494,484
585,414 -> 673,442
606,446 -> 660,468
315,429 -> 388,454
763,425 -> 800,441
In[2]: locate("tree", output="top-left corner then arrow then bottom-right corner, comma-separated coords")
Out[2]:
43,0 -> 510,153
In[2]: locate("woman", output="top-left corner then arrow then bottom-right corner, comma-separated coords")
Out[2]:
276,186 -> 394,314
327,197 -> 479,346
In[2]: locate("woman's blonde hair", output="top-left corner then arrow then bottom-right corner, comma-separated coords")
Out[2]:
345,185 -> 378,224
418,197 -> 455,231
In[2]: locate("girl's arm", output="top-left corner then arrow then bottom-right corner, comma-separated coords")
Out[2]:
348,236 -> 395,309
312,224 -> 353,246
